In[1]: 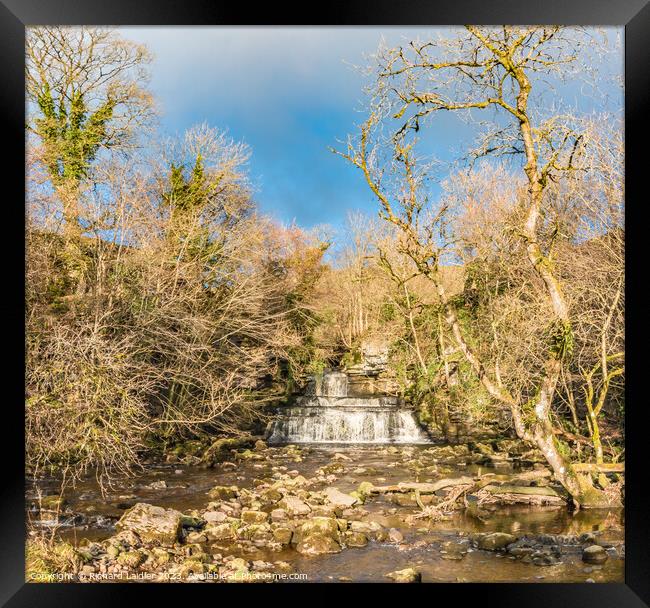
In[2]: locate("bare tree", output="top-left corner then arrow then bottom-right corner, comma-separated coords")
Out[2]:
26,123 -> 328,487
338,27 -> 621,507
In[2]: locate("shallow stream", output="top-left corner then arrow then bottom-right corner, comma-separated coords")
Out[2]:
26,444 -> 624,583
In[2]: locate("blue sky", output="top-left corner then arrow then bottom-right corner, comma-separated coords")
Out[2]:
120,27 -> 623,238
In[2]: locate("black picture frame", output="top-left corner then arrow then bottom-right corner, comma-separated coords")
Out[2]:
3,1 -> 648,605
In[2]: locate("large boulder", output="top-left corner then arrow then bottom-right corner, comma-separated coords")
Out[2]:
272,527 -> 294,545
344,531 -> 368,547
476,532 -> 518,551
582,545 -> 609,564
350,520 -> 387,542
115,503 -> 183,546
299,517 -> 340,541
296,534 -> 342,556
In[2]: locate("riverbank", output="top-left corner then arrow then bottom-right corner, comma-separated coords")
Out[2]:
26,441 -> 624,583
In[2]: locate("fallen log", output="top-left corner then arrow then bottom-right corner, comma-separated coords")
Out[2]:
572,462 -> 624,473
370,476 -> 475,495
478,469 -> 552,483
552,429 -> 617,456
477,484 -> 567,505
481,484 -> 563,498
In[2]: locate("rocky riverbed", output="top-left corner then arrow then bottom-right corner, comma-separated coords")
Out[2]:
26,441 -> 624,583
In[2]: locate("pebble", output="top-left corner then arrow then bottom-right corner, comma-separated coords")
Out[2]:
388,528 -> 404,544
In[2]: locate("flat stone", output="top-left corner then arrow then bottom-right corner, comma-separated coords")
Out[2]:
205,523 -> 237,541
386,567 -> 421,583
371,477 -> 474,494
115,503 -> 183,546
270,508 -> 287,521
278,495 -> 311,517
323,487 -> 358,507
203,511 -> 228,524
582,545 -> 609,564
241,510 -> 269,524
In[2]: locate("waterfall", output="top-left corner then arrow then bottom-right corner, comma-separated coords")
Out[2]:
268,370 -> 430,444
318,371 -> 348,397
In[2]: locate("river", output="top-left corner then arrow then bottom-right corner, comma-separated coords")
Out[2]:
26,443 -> 624,583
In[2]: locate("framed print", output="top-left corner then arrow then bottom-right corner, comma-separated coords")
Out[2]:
2,0 -> 648,605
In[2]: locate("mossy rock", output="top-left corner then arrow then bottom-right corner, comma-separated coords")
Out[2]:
181,514 -> 205,528
238,523 -> 272,542
241,510 -> 269,524
115,503 -> 183,546
150,547 -> 172,565
272,527 -> 293,545
356,481 -> 374,500
386,567 -> 421,583
39,495 -> 69,512
295,534 -> 342,556
350,520 -> 387,542
116,550 -> 145,569
476,532 -> 518,551
175,558 -> 207,578
299,517 -> 340,541
219,558 -> 250,582
106,544 -> 121,559
344,531 -> 368,547
184,544 -> 211,563
237,449 -> 265,461
260,489 -> 283,505
207,485 -> 239,500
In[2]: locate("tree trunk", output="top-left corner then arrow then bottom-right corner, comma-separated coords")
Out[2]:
430,268 -> 611,507
56,181 -> 87,298
512,68 -> 607,507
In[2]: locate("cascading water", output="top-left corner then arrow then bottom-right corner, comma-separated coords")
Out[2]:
268,370 -> 431,444
320,371 -> 348,398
